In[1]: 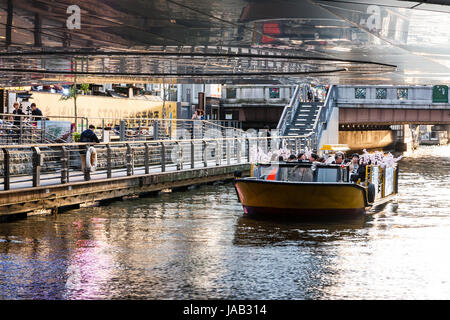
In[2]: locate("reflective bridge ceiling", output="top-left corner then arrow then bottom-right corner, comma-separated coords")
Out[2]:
1,0 -> 450,85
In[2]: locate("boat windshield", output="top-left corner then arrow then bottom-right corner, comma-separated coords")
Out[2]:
253,163 -> 349,183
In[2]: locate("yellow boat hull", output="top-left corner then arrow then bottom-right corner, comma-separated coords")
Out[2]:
234,178 -> 369,217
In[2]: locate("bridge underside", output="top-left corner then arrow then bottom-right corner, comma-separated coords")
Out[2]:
339,108 -> 450,125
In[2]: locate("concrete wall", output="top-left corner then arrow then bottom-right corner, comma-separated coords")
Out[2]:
318,106 -> 339,150
31,92 -> 178,126
339,130 -> 394,151
222,85 -> 293,104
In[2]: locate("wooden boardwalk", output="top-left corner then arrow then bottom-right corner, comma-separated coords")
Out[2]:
0,160 -> 250,218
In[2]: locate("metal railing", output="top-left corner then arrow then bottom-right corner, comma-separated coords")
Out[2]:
0,112 -> 246,145
277,84 -> 300,136
276,85 -> 336,152
0,134 -> 311,191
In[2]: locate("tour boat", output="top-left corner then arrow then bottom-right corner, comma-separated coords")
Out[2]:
234,162 -> 399,218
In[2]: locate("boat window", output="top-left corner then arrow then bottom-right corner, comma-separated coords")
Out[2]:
285,166 -> 314,182
315,167 -> 341,182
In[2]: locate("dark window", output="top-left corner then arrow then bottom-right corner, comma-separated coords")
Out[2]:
376,88 -> 387,99
226,88 -> 237,99
269,87 -> 280,98
397,88 -> 408,100
355,88 -> 366,99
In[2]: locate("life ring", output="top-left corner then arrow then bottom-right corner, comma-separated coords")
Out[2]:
86,146 -> 98,172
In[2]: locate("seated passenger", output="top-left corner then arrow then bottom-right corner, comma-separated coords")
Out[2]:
287,154 -> 296,162
297,153 -> 305,161
349,153 -> 366,183
278,156 -> 284,162
333,152 -> 344,165
309,153 -> 319,162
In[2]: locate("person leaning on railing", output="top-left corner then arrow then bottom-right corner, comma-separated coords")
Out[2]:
30,103 -> 43,125
79,124 -> 100,172
12,102 -> 25,143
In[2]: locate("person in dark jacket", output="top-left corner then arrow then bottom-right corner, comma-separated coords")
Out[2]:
79,125 -> 100,172
11,102 -> 25,142
349,153 -> 366,183
31,103 -> 43,119
12,102 -> 25,127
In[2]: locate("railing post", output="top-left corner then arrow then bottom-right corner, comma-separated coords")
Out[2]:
236,138 -> 241,164
84,144 -> 91,181
19,117 -> 23,144
144,143 -> 149,174
226,138 -> 230,165
160,142 -> 166,172
106,144 -> 112,179
41,119 -> 46,143
216,140 -> 220,166
32,147 -> 41,187
2,148 -> 11,190
176,142 -> 182,170
153,120 -> 159,140
246,138 -> 250,163
60,146 -> 69,184
126,144 -> 133,176
202,141 -> 208,167
120,120 -> 126,141
190,141 -> 195,169
102,119 -> 105,142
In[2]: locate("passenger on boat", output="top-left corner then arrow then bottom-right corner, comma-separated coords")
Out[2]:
278,156 -> 284,162
348,153 -> 366,183
333,152 -> 344,165
309,153 -> 319,162
287,154 -> 296,162
297,153 -> 306,161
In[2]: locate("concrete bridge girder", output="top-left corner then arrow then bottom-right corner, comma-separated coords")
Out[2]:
339,108 -> 450,125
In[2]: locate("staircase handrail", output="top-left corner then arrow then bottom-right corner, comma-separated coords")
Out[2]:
277,85 -> 300,135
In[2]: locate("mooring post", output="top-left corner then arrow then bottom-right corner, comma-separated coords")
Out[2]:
106,144 -> 112,178
2,148 -> 10,190
144,143 -> 149,174
60,146 -> 69,184
32,147 -> 41,187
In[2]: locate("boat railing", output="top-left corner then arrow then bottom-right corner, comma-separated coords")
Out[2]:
250,162 -> 350,183
365,165 -> 399,202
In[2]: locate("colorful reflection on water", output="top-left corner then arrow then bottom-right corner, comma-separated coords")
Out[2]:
0,146 -> 449,299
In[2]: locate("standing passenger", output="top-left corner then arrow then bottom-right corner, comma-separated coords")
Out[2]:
79,125 -> 100,172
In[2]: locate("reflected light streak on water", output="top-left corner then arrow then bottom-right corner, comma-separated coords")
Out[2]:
0,145 -> 449,299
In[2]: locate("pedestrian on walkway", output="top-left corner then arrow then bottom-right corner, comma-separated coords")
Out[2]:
79,125 -> 100,172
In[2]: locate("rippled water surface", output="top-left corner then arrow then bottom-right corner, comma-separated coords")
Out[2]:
0,146 -> 449,300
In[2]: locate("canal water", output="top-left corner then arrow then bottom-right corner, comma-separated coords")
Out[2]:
0,146 -> 449,300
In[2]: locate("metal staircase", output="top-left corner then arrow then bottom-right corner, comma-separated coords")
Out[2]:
277,84 -> 337,152
284,102 -> 321,137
